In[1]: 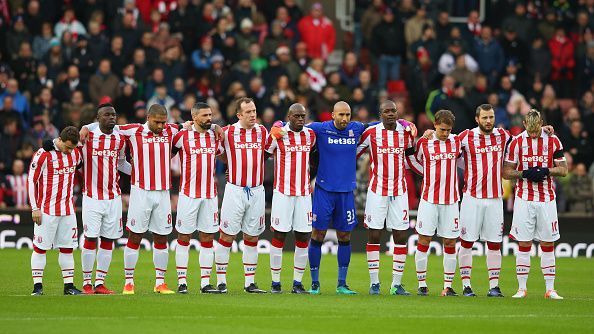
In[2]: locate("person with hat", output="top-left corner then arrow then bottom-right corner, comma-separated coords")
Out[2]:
438,39 -> 478,75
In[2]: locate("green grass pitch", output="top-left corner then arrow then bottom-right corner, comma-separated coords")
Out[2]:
0,249 -> 592,333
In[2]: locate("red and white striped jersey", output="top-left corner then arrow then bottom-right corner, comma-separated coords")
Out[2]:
265,124 -> 316,196
408,134 -> 462,205
357,122 -> 414,197
80,128 -> 127,200
504,130 -> 565,202
459,127 -> 511,199
222,122 -> 268,188
173,126 -> 224,199
28,142 -> 83,216
117,123 -> 179,191
6,174 -> 28,206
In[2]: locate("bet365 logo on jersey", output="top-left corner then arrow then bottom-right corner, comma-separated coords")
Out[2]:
327,137 -> 356,145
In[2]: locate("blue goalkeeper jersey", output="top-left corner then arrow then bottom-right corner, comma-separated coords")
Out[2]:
308,121 -> 366,193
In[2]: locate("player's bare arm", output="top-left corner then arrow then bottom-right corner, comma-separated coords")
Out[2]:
549,159 -> 568,177
503,161 -> 523,180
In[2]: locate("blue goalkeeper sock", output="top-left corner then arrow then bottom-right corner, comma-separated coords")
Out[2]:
337,240 -> 351,287
309,239 -> 322,284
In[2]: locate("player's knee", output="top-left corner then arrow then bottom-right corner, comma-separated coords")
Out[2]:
311,229 -> 326,242
442,238 -> 456,248
273,230 -> 287,243
337,231 -> 351,242
367,229 -> 381,244
152,233 -> 168,245
487,242 -> 501,251
294,232 -> 310,243
177,233 -> 191,244
417,235 -> 431,246
99,239 -> 114,250
460,239 -> 474,249
243,233 -> 258,245
198,232 -> 215,243
127,231 -> 142,245
83,237 -> 97,250
392,230 -> 407,245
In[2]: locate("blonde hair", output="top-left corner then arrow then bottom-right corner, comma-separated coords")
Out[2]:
525,109 -> 542,132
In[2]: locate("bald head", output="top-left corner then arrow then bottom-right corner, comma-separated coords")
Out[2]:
288,103 -> 306,115
288,103 -> 307,131
332,101 -> 351,130
380,100 -> 397,111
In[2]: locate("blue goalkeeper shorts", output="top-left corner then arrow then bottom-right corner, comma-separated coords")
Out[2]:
312,186 -> 357,232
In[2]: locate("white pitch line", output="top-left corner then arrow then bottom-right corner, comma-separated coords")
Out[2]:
0,314 -> 593,321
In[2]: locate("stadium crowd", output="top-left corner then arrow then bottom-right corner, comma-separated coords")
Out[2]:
0,0 -> 592,214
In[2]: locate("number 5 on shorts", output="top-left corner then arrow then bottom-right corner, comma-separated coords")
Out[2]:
454,218 -> 459,229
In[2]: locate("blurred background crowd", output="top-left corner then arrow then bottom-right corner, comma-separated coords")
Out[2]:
0,0 -> 592,215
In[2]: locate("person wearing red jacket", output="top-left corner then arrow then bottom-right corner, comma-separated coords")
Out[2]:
548,26 -> 575,97
297,3 -> 336,60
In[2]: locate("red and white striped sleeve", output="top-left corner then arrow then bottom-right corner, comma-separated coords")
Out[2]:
117,140 -> 132,175
356,127 -> 372,158
265,133 -> 277,154
27,149 -> 48,211
117,123 -> 142,137
407,138 -> 425,175
504,136 -> 519,165
552,136 -> 565,162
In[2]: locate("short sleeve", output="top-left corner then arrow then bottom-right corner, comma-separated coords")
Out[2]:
505,137 -> 519,164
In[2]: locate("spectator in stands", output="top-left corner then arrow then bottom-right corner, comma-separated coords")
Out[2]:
306,57 -> 326,93
461,10 -> 481,46
425,75 -> 455,121
0,79 -> 29,127
502,2 -> 533,42
371,7 -> 406,89
538,10 -> 558,42
147,84 -> 175,111
563,120 -> 593,166
434,10 -> 452,47
262,20 -> 290,57
528,36 -> 552,81
54,8 -> 87,38
297,2 -> 336,60
338,51 -> 361,90
248,42 -> 268,75
327,71 -> 350,100
191,36 -> 221,73
450,55 -> 476,91
405,5 -> 432,48
6,16 -> 30,61
361,0 -> 384,47
12,41 -> 37,89
32,22 -> 54,61
474,26 -> 505,88
236,18 -> 258,54
23,0 -> 42,36
0,117 -> 23,174
501,25 -> 529,68
31,87 -> 61,126
438,39 -> 478,75
89,59 -> 119,104
566,163 -> 594,213
549,26 -> 576,97
4,159 -> 28,208
160,45 -> 185,89
277,46 -> 300,85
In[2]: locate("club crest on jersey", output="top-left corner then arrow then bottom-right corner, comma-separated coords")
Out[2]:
348,129 -> 354,137
312,214 -> 317,222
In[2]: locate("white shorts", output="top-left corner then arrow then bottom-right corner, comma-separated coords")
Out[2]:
459,194 -> 504,243
510,197 -> 560,242
363,190 -> 410,231
416,199 -> 460,239
33,214 -> 78,250
175,194 -> 219,234
270,191 -> 312,233
127,186 -> 173,235
220,183 -> 265,236
82,195 -> 123,239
